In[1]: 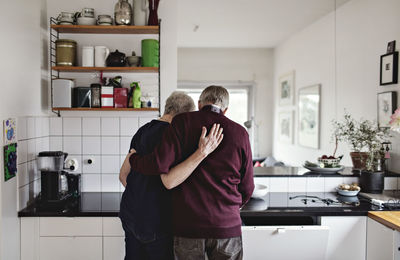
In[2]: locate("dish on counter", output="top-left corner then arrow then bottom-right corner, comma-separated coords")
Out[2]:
336,183 -> 360,196
251,184 -> 268,199
303,163 -> 345,174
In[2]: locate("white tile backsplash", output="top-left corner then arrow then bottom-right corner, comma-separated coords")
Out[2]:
324,177 -> 344,192
27,139 -> 36,161
384,177 -> 398,190
101,155 -> 120,174
18,163 -> 28,188
82,117 -> 101,136
27,117 -> 35,139
306,177 -> 325,192
19,184 -> 30,211
120,137 -> 132,155
18,140 -> 28,164
139,117 -> 156,127
81,173 -> 101,192
288,178 -> 307,192
101,174 -> 120,192
49,117 -> 62,136
83,136 -> 101,155
101,118 -> 120,136
120,117 -> 139,136
63,136 -> 82,155
101,137 -> 119,155
35,117 -> 43,138
49,136 -> 63,151
269,177 -> 288,192
63,117 -> 82,136
82,155 -> 101,174
17,117 -> 27,140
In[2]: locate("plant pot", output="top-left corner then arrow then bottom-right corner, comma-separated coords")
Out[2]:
359,171 -> 384,194
350,152 -> 369,170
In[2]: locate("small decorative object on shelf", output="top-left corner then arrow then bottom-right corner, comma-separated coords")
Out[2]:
390,107 -> 400,133
114,0 -> 133,25
148,0 -> 160,26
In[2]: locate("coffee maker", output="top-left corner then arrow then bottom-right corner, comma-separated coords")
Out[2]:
37,151 -> 81,207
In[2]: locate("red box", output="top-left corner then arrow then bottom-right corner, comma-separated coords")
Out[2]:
114,88 -> 128,108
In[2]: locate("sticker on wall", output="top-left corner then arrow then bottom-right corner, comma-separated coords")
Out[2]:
3,118 -> 16,145
4,143 -> 17,181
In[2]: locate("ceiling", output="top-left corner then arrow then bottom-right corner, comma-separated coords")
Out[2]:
177,0 -> 349,48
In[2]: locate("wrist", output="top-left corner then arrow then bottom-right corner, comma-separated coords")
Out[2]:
195,148 -> 208,159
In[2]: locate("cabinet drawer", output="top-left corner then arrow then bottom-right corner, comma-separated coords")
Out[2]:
39,217 -> 102,236
103,217 -> 124,236
104,237 -> 125,260
39,237 -> 102,260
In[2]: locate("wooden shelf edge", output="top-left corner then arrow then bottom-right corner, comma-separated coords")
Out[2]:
51,24 -> 159,34
53,107 -> 159,111
52,66 -> 159,72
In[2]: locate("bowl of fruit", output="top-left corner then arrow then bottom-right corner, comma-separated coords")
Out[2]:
318,155 -> 343,168
336,183 -> 361,197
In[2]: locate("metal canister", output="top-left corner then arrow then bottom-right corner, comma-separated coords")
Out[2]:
56,39 -> 77,66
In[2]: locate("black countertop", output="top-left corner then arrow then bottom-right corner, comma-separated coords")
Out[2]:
254,166 -> 400,177
18,192 -> 383,218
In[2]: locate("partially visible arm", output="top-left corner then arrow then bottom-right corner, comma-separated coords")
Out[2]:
161,124 -> 223,190
119,149 -> 135,187
238,134 -> 255,207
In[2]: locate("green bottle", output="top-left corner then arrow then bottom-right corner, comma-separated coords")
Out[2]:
130,82 -> 141,108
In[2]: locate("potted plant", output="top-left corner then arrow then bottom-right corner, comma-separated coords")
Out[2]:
332,113 -> 391,193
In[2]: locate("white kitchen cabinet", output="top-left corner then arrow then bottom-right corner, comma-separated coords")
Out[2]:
367,218 -> 400,260
242,225 -> 329,260
104,237 -> 125,260
39,217 -> 102,236
39,237 -> 102,260
321,216 -> 367,260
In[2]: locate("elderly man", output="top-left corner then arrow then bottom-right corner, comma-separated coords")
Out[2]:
119,91 -> 223,260
129,86 -> 255,259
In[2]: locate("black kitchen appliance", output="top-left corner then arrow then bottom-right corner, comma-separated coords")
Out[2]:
37,151 -> 81,209
72,87 -> 91,108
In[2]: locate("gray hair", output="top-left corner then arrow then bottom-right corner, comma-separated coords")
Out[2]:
164,91 -> 195,116
199,85 -> 229,110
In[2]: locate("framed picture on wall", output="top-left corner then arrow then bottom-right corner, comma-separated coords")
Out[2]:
380,52 -> 398,85
278,111 -> 294,143
377,91 -> 397,128
279,71 -> 295,105
298,84 -> 321,149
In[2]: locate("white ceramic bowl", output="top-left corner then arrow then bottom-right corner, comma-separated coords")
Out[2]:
336,187 -> 360,197
77,17 -> 96,25
251,184 -> 268,199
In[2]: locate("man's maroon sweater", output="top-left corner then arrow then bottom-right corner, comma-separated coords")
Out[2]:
129,105 -> 254,238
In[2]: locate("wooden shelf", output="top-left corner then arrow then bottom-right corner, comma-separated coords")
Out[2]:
53,107 -> 159,112
51,24 -> 159,34
52,66 -> 158,73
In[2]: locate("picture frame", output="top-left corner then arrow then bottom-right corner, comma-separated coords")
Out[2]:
298,84 -> 321,149
278,111 -> 294,143
387,40 -> 396,54
279,71 -> 295,106
380,52 -> 398,85
377,91 -> 397,128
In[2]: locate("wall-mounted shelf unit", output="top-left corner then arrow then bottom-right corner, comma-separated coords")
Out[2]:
49,18 -> 161,117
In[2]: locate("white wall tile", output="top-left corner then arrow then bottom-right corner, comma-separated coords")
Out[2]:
101,118 -> 119,136
288,178 -> 307,192
120,117 -> 139,136
17,140 -> 28,164
83,136 -> 101,155
18,163 -> 28,188
49,117 -> 62,136
324,177 -> 344,192
101,174 -> 120,192
101,137 -> 119,155
269,177 -> 288,192
35,137 -> 49,154
63,117 -> 82,136
384,177 -> 398,190
27,139 -> 36,161
139,117 -> 156,127
82,117 -> 100,136
17,117 -> 27,141
35,118 -> 43,138
120,137 -> 132,155
18,184 -> 30,211
63,136 -> 82,155
82,155 -> 101,174
49,137 -> 63,151
27,117 -> 35,139
101,156 -> 120,174
306,177 -> 325,192
42,117 -> 50,137
343,177 -> 359,185
81,173 -> 101,192
254,177 -> 270,188
27,160 -> 39,181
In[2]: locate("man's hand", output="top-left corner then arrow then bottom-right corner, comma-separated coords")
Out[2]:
198,123 -> 224,157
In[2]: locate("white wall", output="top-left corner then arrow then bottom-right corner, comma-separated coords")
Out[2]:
178,48 -> 274,157
273,0 -> 400,172
0,0 -> 49,258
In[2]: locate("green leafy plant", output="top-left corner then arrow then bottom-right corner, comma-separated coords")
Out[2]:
332,113 -> 391,172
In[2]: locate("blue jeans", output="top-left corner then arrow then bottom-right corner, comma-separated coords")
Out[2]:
122,221 -> 173,260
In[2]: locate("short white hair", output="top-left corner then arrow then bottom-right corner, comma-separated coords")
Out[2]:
164,91 -> 195,116
199,85 -> 229,110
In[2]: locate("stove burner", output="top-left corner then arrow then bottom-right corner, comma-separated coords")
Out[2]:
289,195 -> 360,206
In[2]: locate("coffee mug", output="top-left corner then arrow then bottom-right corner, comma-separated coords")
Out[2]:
95,46 -> 110,67
57,12 -> 74,23
82,46 -> 94,67
82,8 -> 95,18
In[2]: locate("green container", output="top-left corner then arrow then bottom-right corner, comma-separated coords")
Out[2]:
141,39 -> 159,67
130,82 -> 141,108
